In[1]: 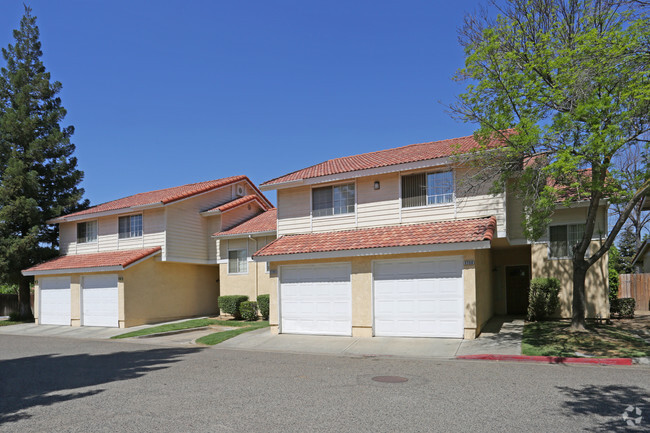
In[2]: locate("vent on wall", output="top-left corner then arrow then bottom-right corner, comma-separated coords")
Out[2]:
235,184 -> 246,197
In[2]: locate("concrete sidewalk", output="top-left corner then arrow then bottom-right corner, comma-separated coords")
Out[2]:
0,318 -> 206,340
218,316 -> 524,359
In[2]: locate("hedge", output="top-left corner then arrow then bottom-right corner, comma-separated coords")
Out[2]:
527,277 -> 560,321
257,294 -> 270,320
610,298 -> 635,319
218,295 -> 249,319
240,301 -> 258,321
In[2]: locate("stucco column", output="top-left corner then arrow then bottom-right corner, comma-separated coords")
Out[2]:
351,258 -> 372,337
463,251 -> 477,339
70,275 -> 81,327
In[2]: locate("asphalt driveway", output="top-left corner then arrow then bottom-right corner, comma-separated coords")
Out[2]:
1,334 -> 648,432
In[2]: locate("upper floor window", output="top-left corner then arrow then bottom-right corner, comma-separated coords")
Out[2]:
402,171 -> 454,208
118,214 -> 143,239
312,183 -> 355,217
77,221 -> 97,243
549,224 -> 585,258
228,249 -> 248,274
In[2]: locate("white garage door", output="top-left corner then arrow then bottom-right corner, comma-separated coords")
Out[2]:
373,257 -> 464,338
82,274 -> 119,327
40,277 -> 71,326
280,263 -> 351,336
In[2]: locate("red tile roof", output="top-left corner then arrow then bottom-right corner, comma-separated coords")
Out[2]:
214,209 -> 277,237
52,175 -> 271,221
254,216 -> 496,257
22,247 -> 162,275
204,195 -> 270,214
261,133 -> 509,186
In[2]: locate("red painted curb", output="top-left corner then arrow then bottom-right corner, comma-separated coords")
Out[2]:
457,354 -> 633,366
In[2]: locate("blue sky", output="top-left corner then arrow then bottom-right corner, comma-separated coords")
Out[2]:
1,1 -> 481,206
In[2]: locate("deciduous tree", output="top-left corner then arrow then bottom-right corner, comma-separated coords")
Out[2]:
451,0 -> 650,330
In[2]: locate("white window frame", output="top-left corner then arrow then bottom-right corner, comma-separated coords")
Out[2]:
400,170 -> 455,209
77,220 -> 98,244
228,248 -> 248,275
118,214 -> 143,239
311,182 -> 356,218
548,223 -> 586,259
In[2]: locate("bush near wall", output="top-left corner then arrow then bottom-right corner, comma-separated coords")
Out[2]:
610,298 -> 635,319
218,295 -> 249,319
257,294 -> 270,320
527,277 -> 561,321
240,301 -> 258,321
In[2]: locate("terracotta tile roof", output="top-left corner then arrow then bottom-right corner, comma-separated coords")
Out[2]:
261,133 -> 509,186
214,209 -> 277,237
22,247 -> 162,275
204,195 -> 270,214
53,175 -> 269,221
254,216 -> 496,257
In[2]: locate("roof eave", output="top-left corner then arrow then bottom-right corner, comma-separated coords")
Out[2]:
47,202 -> 164,224
252,240 -> 491,262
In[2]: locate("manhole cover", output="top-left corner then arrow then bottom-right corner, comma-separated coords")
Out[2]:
371,376 -> 408,383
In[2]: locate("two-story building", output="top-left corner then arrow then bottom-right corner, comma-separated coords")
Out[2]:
254,134 -> 609,339
23,175 -> 275,328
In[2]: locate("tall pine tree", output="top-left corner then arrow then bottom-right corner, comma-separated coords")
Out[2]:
0,6 -> 87,319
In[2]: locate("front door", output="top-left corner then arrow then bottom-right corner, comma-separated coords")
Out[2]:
506,265 -> 530,315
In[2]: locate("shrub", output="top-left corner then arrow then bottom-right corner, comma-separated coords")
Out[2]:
239,301 -> 258,321
527,277 -> 561,321
608,267 -> 619,302
610,298 -> 635,318
218,295 -> 248,319
257,294 -> 270,320
0,283 -> 18,295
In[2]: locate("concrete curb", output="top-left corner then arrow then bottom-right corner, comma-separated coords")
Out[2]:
632,357 -> 650,365
457,354 -> 633,366
133,326 -> 210,339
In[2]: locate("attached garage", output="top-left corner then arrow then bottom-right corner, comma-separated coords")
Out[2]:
39,276 -> 72,326
373,256 -> 464,338
82,274 -> 119,327
279,263 -> 352,336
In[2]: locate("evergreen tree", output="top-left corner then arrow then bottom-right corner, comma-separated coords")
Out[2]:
618,225 -> 638,275
0,6 -> 88,319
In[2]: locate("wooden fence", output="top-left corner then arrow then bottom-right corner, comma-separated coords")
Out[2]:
0,294 -> 34,316
619,274 -> 650,311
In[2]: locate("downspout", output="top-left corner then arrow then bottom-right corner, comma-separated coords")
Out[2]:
249,235 -> 258,300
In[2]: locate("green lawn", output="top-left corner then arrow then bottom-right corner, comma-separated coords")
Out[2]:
111,318 -> 262,339
0,320 -> 26,327
522,320 -> 650,358
196,321 -> 268,345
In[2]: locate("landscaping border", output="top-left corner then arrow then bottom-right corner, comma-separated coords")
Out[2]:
457,354 -> 633,366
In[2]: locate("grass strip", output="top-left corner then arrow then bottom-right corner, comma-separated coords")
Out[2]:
111,318 -> 261,339
196,321 -> 269,345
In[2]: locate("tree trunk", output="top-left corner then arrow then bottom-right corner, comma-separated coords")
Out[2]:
570,262 -> 588,331
17,277 -> 33,321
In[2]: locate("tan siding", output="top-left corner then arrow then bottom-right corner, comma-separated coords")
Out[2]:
221,203 -> 264,231
537,206 -> 608,242
166,187 -> 233,262
456,193 -> 506,231
97,216 -> 118,252
312,214 -> 356,232
356,174 -> 400,228
59,223 -> 76,255
277,186 -> 311,235
142,208 -> 165,250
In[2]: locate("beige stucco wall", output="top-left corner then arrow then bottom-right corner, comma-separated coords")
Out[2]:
643,251 -> 650,273
267,249 -> 490,339
218,262 -> 274,302
531,240 -> 609,318
474,249 -> 493,334
123,258 -> 219,327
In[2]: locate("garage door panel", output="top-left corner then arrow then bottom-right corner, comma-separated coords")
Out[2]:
40,277 -> 71,326
82,274 -> 118,327
280,264 -> 351,336
374,257 -> 464,338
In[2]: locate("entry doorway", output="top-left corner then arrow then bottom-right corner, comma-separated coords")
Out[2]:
506,265 -> 530,315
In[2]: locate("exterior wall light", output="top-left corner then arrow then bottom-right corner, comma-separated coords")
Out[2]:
374,181 -> 380,190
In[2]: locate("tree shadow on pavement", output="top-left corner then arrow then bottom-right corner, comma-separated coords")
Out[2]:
557,384 -> 650,432
0,347 -> 201,424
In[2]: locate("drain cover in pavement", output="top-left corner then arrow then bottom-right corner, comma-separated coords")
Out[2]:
371,376 -> 408,383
